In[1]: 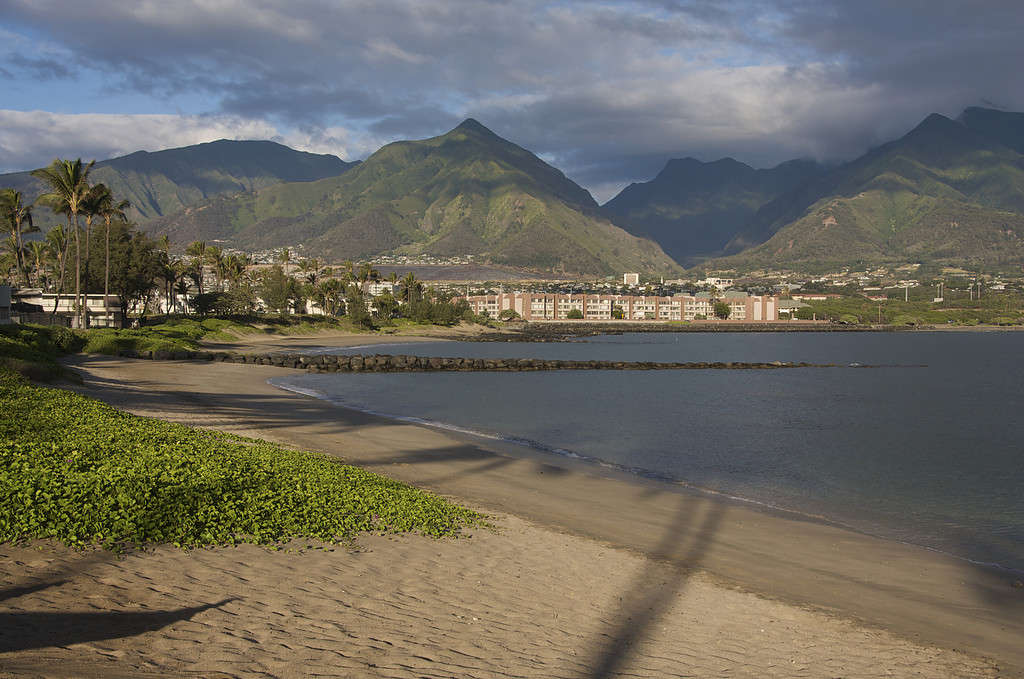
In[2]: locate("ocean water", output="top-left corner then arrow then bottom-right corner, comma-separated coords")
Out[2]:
270,332 -> 1024,572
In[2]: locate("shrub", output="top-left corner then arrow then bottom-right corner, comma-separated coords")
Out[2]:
0,369 -> 480,550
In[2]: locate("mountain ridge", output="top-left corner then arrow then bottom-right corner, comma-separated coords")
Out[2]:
146,120 -> 680,275
0,139 -> 355,224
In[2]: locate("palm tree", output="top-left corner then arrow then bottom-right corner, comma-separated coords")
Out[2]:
0,189 -> 37,286
28,240 -> 49,287
93,190 -> 131,308
206,246 -> 226,291
279,248 -> 291,276
356,261 -> 379,284
44,225 -> 70,317
185,241 -> 207,294
31,158 -> 94,327
398,271 -> 422,303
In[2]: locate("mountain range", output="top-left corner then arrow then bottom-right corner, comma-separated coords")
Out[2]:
4,106 -> 1024,274
601,156 -> 823,265
709,108 -> 1024,270
145,119 -> 680,275
0,139 -> 355,225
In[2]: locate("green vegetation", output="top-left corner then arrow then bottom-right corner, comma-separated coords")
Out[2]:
0,368 -> 480,550
0,324 -> 81,380
714,110 -> 1024,271
566,308 -> 584,319
0,139 -> 353,228
148,120 -> 681,275
713,301 -> 731,319
796,292 -> 1024,325
603,157 -> 821,264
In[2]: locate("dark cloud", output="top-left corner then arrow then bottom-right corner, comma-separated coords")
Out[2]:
5,53 -> 75,80
0,0 -> 1021,197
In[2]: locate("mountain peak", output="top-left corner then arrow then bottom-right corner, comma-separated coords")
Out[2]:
452,118 -> 497,136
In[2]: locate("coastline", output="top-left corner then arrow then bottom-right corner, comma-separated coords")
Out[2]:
5,354 -> 1021,677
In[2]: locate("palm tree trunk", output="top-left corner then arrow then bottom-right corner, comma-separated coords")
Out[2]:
52,221 -> 72,319
83,219 -> 91,328
14,223 -> 28,287
104,217 -> 111,326
73,215 -> 82,328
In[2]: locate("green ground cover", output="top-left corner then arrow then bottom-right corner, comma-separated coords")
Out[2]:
798,294 -> 1024,325
0,368 -> 480,550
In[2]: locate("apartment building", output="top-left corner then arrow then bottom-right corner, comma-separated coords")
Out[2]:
460,291 -> 778,321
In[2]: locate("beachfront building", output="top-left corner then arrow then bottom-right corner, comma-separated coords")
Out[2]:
458,292 -> 779,321
13,289 -> 123,327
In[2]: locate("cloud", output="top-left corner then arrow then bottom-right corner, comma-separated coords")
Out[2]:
0,0 -> 1022,196
0,110 -> 368,172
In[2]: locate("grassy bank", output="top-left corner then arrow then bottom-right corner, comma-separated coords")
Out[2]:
0,368 -> 480,550
798,294 -> 1024,326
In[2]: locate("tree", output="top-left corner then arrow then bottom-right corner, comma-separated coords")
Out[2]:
27,240 -> 49,287
498,309 -> 521,321
185,241 -> 208,294
398,271 -> 423,304
314,278 -> 345,316
0,189 -> 37,286
257,265 -> 300,313
345,283 -> 374,328
278,248 -> 291,276
374,290 -> 398,322
356,261 -> 379,284
611,304 -> 624,320
173,278 -> 191,314
44,225 -> 70,316
86,222 -> 162,327
31,158 -> 94,327
566,308 -> 584,319
713,301 -> 731,320
93,188 -> 130,308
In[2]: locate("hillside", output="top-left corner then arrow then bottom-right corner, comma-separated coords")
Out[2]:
712,110 -> 1024,270
148,120 -> 681,275
602,157 -> 822,264
0,139 -> 354,224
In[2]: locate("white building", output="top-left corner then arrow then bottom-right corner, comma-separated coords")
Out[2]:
697,277 -> 734,290
623,273 -> 640,286
13,290 -> 122,327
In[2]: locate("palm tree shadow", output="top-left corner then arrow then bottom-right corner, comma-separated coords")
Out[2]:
0,580 -> 68,604
587,496 -> 726,679
0,598 -> 236,653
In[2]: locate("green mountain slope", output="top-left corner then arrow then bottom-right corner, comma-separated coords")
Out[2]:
714,111 -> 1024,270
149,120 -> 681,275
0,139 -> 354,224
602,157 -> 822,264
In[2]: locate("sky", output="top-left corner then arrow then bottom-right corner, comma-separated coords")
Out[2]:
2,0 -> 1023,203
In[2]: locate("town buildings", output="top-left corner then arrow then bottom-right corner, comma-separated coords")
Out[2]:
458,291 -> 779,321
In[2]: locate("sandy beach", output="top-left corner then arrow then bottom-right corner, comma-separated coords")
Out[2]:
2,354 -> 1022,678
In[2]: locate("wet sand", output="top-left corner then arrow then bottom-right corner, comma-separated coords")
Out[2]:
2,354 -> 1021,678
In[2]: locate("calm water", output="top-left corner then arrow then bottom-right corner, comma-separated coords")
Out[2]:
270,332 -> 1024,572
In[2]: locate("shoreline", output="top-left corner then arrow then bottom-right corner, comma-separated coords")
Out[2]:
48,354 -> 1024,675
268,373 -> 1024,577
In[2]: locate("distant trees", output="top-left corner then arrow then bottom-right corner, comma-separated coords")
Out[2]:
0,189 -> 37,286
566,308 -> 583,319
713,301 -> 731,319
